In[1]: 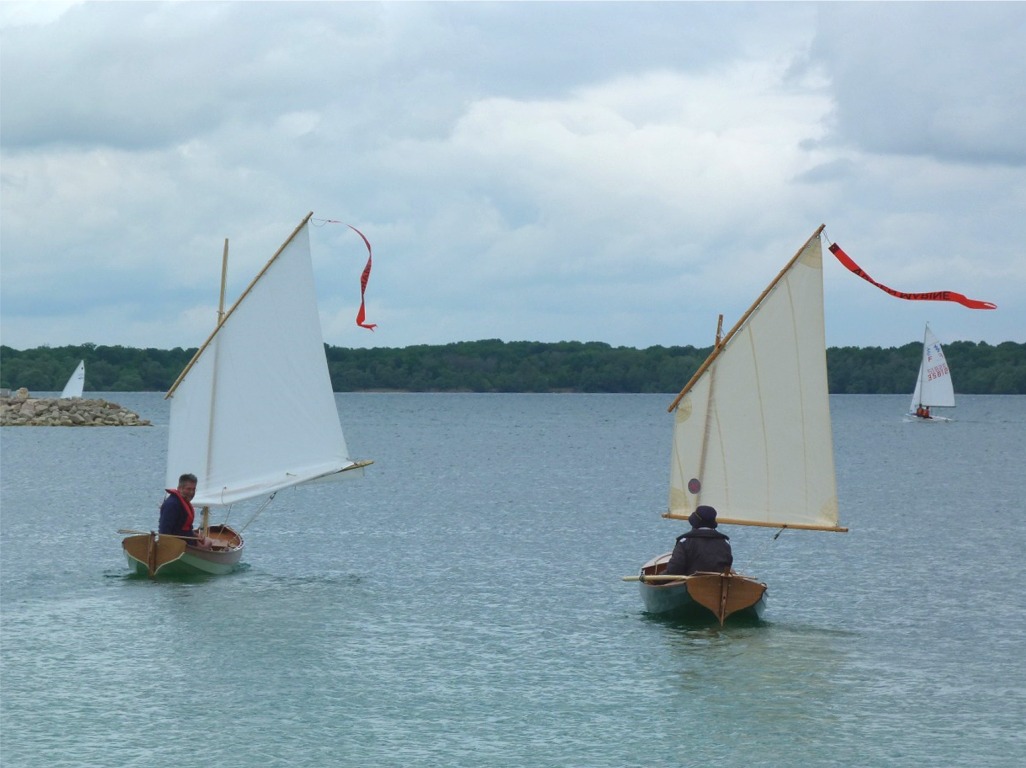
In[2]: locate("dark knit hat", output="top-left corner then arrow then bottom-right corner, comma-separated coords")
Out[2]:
688,505 -> 718,529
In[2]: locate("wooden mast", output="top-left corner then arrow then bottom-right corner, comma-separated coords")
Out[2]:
218,238 -> 229,324
201,237 -> 231,537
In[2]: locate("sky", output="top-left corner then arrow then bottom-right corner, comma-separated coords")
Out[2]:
2,1 -> 1024,353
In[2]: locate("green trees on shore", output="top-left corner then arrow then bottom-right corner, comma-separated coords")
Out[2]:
2,339 -> 1024,394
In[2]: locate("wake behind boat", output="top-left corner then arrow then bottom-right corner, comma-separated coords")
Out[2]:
122,213 -> 372,577
906,323 -> 955,422
625,225 -> 847,624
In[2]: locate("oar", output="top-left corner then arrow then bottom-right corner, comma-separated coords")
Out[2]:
117,529 -> 202,541
622,574 -> 692,582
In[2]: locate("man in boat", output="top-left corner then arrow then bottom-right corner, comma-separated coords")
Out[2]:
663,505 -> 733,575
158,473 -> 204,545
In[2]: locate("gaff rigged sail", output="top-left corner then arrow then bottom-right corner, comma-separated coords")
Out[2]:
165,214 -> 361,507
668,227 -> 843,532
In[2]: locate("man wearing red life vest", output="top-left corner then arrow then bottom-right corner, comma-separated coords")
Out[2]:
159,473 -> 199,541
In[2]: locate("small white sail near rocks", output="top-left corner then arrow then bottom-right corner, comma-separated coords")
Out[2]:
60,360 -> 85,399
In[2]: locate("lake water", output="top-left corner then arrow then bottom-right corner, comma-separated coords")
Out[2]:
2,393 -> 1024,767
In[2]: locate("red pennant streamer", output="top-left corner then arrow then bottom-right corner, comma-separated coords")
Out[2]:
828,243 -> 996,310
348,225 -> 377,330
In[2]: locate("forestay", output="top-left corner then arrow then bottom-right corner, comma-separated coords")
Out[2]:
667,230 -> 842,531
910,325 -> 955,410
165,216 -> 358,507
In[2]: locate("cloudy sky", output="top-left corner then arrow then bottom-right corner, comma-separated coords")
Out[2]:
2,1 -> 1023,354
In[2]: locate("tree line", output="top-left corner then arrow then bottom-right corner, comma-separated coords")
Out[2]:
1,339 -> 1024,395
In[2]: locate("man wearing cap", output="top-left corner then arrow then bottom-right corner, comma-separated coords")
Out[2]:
663,504 -> 733,575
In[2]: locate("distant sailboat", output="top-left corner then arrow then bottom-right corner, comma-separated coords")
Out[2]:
122,213 -> 372,577
907,324 -> 955,422
60,360 -> 85,399
626,225 -> 847,624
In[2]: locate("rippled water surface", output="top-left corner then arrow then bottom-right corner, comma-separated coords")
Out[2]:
2,393 -> 1025,767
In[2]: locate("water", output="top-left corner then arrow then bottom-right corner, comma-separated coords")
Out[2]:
2,393 -> 1024,767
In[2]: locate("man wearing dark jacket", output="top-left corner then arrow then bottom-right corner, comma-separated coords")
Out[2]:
159,473 -> 199,540
664,504 -> 733,575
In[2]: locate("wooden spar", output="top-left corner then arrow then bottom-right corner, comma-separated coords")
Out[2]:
692,313 -> 723,503
667,224 -> 827,413
196,239 -> 231,538
661,513 -> 848,533
622,574 -> 692,582
166,212 -> 315,398
117,529 -> 203,540
218,238 -> 229,324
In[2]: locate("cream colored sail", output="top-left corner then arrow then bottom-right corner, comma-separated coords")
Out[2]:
165,213 -> 363,508
667,227 -> 843,531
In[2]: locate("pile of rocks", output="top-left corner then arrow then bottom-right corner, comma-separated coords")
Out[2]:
0,388 -> 151,427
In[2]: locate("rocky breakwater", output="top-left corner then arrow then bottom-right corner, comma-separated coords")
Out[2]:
0,388 -> 151,427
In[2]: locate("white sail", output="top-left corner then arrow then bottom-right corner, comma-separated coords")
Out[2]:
165,214 -> 360,507
60,360 -> 85,399
909,324 -> 955,411
668,228 -> 842,531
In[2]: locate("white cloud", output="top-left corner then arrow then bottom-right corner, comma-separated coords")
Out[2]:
808,2 -> 1026,165
0,1 -> 82,30
1,2 -> 1023,354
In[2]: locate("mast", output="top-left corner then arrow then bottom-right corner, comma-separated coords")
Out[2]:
218,238 -> 229,324
692,314 -> 724,511
200,238 -> 231,536
917,323 -> 929,409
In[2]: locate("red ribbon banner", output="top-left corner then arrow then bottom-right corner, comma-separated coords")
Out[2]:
828,243 -> 996,310
347,225 -> 377,331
